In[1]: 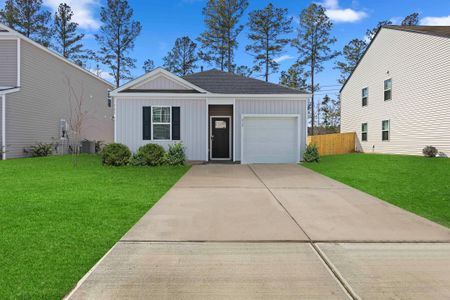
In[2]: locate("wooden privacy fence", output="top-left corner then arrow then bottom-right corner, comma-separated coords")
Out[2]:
308,132 -> 356,156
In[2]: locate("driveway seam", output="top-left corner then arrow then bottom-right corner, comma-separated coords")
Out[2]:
248,164 -> 359,300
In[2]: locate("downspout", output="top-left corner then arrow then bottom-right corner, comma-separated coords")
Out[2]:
1,94 -> 5,160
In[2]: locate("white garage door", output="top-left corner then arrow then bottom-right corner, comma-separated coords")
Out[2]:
241,116 -> 299,164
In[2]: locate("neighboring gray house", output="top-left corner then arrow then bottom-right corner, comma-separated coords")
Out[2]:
341,26 -> 450,156
0,23 -> 114,160
111,68 -> 309,163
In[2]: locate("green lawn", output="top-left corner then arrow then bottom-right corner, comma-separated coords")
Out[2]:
303,153 -> 450,228
0,155 -> 189,299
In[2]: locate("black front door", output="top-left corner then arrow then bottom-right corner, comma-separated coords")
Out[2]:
211,117 -> 230,159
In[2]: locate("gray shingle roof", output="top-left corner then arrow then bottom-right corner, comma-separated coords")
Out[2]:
182,69 -> 304,94
383,26 -> 450,39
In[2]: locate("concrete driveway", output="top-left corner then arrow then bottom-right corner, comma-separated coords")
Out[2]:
67,164 -> 450,300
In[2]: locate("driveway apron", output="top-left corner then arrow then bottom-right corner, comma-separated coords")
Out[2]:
67,164 -> 450,300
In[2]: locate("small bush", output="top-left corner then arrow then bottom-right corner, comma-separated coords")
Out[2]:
137,143 -> 166,166
30,142 -> 53,157
101,143 -> 131,166
422,145 -> 438,158
164,143 -> 186,166
128,153 -> 146,166
303,144 -> 320,163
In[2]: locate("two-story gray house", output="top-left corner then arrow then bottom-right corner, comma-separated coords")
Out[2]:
0,23 -> 114,160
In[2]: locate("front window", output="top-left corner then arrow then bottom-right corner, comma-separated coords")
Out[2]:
152,107 -> 171,140
362,87 -> 368,106
382,120 -> 390,141
384,79 -> 392,101
361,123 -> 368,141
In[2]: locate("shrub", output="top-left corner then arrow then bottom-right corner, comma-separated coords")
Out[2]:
422,145 -> 438,158
303,144 -> 320,163
30,142 -> 53,157
128,153 -> 146,166
137,143 -> 166,166
164,143 -> 186,166
101,143 -> 131,166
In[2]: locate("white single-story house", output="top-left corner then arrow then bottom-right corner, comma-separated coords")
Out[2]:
341,25 -> 450,156
110,68 -> 309,163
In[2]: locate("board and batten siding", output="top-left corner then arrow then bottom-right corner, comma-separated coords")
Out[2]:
115,98 -> 207,160
0,39 -> 18,87
341,28 -> 450,156
235,99 -> 307,161
4,39 -> 114,158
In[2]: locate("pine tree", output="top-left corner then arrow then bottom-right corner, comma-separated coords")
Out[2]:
95,0 -> 141,88
233,65 -> 253,77
246,3 -> 292,81
0,0 -> 52,46
292,4 -> 338,135
198,0 -> 248,72
0,0 -> 18,28
366,20 -> 392,42
53,3 -> 85,62
163,36 -> 198,76
335,38 -> 366,84
401,13 -> 419,26
279,64 -> 307,91
143,59 -> 155,73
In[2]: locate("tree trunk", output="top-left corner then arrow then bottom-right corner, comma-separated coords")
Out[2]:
265,32 -> 269,82
311,62 -> 315,136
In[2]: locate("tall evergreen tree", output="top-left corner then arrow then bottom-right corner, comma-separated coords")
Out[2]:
0,0 -> 52,46
0,0 -> 18,28
246,3 -> 292,82
366,20 -> 392,42
401,13 -> 419,26
279,64 -> 307,91
163,36 -> 198,76
198,0 -> 248,72
233,65 -> 253,77
95,0 -> 141,87
292,4 -> 338,135
334,38 -> 366,84
143,59 -> 155,73
52,3 -> 85,62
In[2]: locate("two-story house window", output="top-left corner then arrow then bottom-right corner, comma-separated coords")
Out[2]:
361,123 -> 368,141
362,87 -> 368,106
384,79 -> 392,101
382,120 -> 390,141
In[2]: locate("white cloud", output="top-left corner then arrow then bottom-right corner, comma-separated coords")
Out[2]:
44,0 -> 100,30
274,55 -> 294,63
322,0 -> 367,23
90,68 -> 114,82
420,15 -> 450,25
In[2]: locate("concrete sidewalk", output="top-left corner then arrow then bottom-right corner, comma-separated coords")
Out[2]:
67,164 -> 450,300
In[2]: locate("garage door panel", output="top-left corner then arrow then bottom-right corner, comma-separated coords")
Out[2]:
242,116 -> 299,164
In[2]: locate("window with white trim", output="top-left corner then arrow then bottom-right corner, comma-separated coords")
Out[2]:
382,120 -> 390,141
60,119 -> 67,139
362,87 -> 368,106
384,79 -> 392,101
361,123 -> 368,141
152,106 -> 171,140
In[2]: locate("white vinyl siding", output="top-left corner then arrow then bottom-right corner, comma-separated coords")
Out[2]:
115,98 -> 207,160
341,28 -> 450,155
0,39 -> 18,87
4,39 -> 113,158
